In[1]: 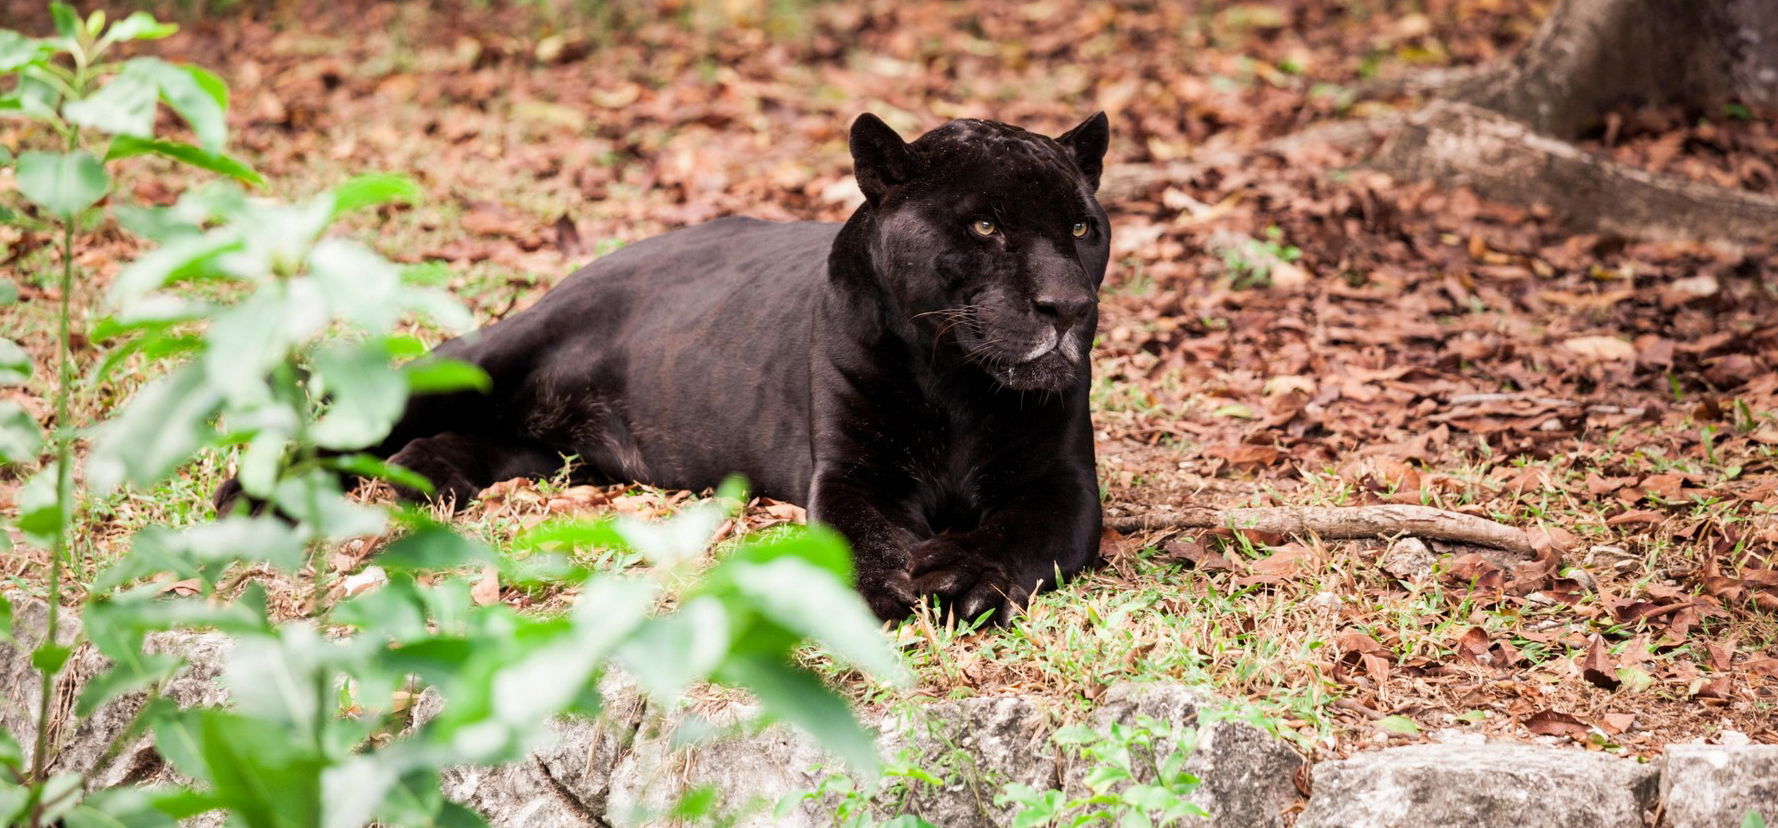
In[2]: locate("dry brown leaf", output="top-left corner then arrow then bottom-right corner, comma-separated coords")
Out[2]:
1524,709 -> 1588,738
1581,636 -> 1620,690
1599,712 -> 1637,734
471,565 -> 501,606
1562,335 -> 1638,361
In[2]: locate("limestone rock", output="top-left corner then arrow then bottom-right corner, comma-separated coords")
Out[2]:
1062,683 -> 1307,828
876,694 -> 1057,828
1659,744 -> 1778,828
1298,743 -> 1658,828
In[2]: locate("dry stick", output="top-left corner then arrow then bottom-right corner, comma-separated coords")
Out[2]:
1107,504 -> 1537,557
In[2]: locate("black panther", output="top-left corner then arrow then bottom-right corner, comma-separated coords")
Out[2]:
226,112 -> 1112,621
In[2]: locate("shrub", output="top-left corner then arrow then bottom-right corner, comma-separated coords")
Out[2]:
0,7 -> 903,826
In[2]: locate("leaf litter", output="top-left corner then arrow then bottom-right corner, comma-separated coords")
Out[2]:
0,0 -> 1774,758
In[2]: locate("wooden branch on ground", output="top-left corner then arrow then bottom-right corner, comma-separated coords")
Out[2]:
1108,504 -> 1537,557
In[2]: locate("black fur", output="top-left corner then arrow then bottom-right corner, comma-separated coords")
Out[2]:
223,113 -> 1113,621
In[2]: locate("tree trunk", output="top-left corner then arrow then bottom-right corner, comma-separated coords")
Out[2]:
1450,0 -> 1778,139
1358,0 -> 1778,243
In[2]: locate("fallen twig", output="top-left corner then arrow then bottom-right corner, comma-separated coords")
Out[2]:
1107,504 -> 1537,557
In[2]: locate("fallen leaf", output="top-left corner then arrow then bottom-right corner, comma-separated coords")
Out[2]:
1562,335 -> 1637,361
1599,713 -> 1636,734
471,565 -> 501,606
1524,709 -> 1588,738
1581,636 -> 1620,690
340,565 -> 389,598
1376,715 -> 1421,735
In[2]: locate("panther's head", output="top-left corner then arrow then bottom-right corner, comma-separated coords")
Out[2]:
849,113 -> 1111,393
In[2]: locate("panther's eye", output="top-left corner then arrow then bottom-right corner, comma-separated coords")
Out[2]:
971,219 -> 997,237
1071,220 -> 1090,238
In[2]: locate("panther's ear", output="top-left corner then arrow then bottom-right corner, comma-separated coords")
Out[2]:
1057,112 -> 1110,191
850,113 -> 918,204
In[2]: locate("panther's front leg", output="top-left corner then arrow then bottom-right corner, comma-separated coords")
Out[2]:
909,468 -> 1102,622
807,465 -> 925,621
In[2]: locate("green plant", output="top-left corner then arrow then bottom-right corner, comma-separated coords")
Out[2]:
1,7 -> 904,826
3,8 -> 261,824
996,714 -> 1209,828
1222,226 -> 1302,290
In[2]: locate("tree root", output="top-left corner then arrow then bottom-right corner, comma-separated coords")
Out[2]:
1107,503 -> 1537,557
1370,100 -> 1778,245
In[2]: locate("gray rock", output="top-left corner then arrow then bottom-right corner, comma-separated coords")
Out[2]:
1659,744 -> 1778,828
6,597 -> 1318,828
876,694 -> 1057,828
1298,743 -> 1658,828
605,690 -> 838,827
1062,683 -> 1306,828
0,593 -> 84,769
1380,537 -> 1436,583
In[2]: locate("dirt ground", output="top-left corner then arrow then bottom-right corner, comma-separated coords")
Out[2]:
2,0 -> 1774,760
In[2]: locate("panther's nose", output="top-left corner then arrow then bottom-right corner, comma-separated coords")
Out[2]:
1034,293 -> 1093,333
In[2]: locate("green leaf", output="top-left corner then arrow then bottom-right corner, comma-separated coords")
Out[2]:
330,173 -> 421,216
195,710 -> 325,826
0,592 -> 11,644
146,700 -> 210,783
92,527 -> 203,593
201,287 -> 290,406
126,59 -> 229,152
50,3 -> 80,39
324,453 -> 433,494
403,357 -> 490,394
76,651 -> 180,716
617,596 -> 731,700
726,523 -> 853,581
108,231 -> 241,305
17,150 -> 108,217
88,362 -> 223,492
16,463 -> 65,545
0,338 -> 34,385
271,470 -> 386,540
378,525 -> 492,572
308,238 -> 401,332
726,557 -> 907,683
32,641 -> 72,674
11,70 -> 64,121
321,756 -> 399,828
0,727 -> 21,772
516,517 -> 629,552
373,768 -> 454,828
106,135 -> 262,185
63,72 -> 158,139
101,11 -> 179,44
717,652 -> 879,773
0,281 -> 17,306
310,342 -> 408,450
64,786 -> 183,828
0,781 -> 26,828
185,516 -> 308,570
1743,811 -> 1768,828
0,401 -> 43,465
221,627 -> 327,731
36,773 -> 84,824
1376,715 -> 1421,735
0,31 -> 50,72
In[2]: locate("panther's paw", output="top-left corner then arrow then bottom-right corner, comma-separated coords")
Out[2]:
909,537 -> 1032,624
858,569 -> 919,623
212,477 -> 269,518
385,441 -> 480,511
